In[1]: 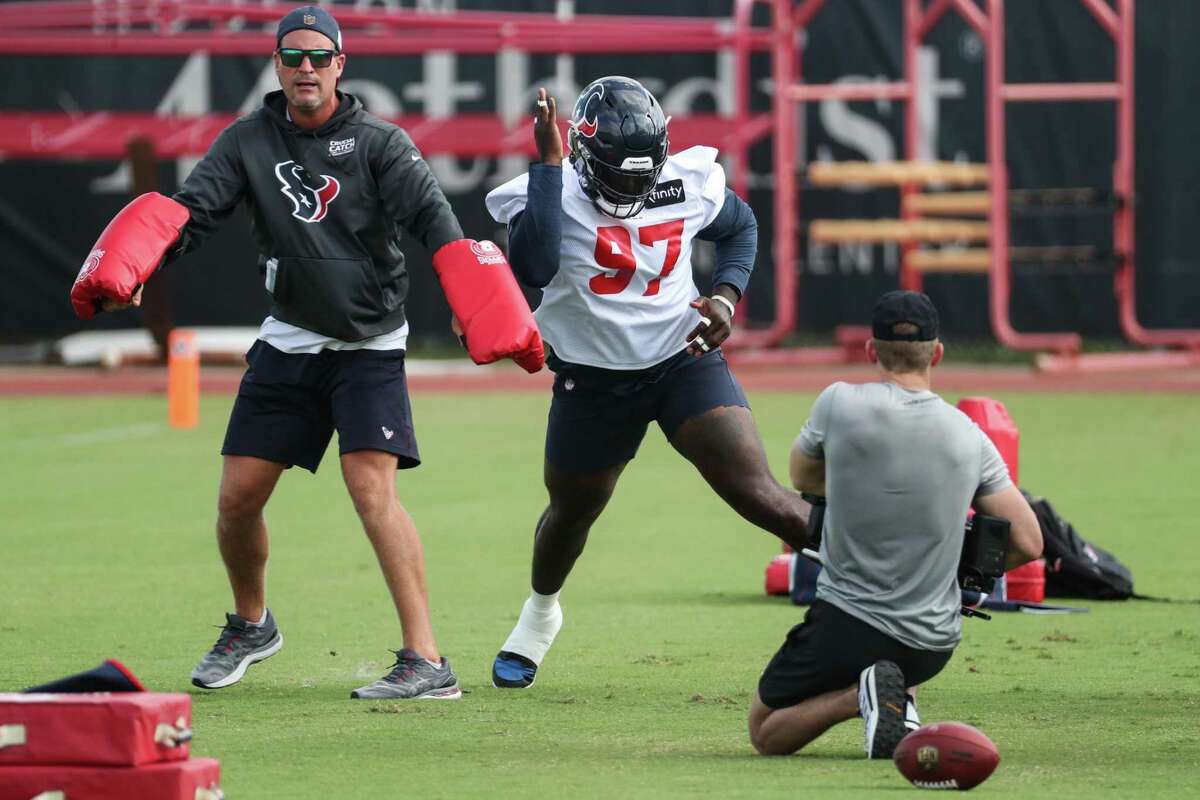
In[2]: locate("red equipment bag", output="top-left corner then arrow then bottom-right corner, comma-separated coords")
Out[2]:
0,757 -> 221,800
764,553 -> 792,596
0,693 -> 191,768
957,396 -> 1046,602
956,396 -> 1020,484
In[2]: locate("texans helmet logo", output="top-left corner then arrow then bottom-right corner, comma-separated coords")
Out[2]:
574,83 -> 605,139
274,160 -> 341,223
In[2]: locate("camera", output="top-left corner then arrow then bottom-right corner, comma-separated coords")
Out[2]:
959,513 -> 1010,594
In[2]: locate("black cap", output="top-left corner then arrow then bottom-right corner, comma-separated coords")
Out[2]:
872,290 -> 940,341
276,5 -> 342,52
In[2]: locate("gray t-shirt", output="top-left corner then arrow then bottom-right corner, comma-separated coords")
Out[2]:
795,381 -> 1011,651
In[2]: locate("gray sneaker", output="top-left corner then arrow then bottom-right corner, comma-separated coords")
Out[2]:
191,610 -> 283,689
350,649 -> 461,700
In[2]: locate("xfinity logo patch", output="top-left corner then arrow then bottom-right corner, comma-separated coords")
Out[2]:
329,137 -> 355,157
644,179 -> 685,209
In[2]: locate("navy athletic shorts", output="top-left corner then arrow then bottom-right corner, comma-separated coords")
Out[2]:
545,347 -> 749,474
757,600 -> 954,710
221,340 -> 420,474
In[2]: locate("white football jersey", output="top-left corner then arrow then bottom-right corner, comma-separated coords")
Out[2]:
486,146 -> 727,370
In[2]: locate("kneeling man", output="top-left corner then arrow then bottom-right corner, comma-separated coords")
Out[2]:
748,291 -> 1043,758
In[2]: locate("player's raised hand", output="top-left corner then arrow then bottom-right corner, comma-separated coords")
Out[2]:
685,295 -> 735,357
533,87 -> 563,166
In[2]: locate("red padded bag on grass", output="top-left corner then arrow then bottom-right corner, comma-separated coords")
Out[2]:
0,757 -> 220,800
0,693 -> 191,767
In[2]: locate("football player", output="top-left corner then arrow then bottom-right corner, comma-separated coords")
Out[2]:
484,77 -> 812,689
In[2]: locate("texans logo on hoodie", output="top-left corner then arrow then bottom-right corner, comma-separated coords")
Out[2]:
274,160 -> 340,223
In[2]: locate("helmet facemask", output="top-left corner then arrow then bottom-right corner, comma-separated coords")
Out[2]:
569,136 -> 667,219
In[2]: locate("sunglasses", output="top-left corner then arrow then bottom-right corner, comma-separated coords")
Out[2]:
277,48 -> 337,69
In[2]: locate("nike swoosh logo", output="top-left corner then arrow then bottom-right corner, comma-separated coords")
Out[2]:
411,154 -> 420,161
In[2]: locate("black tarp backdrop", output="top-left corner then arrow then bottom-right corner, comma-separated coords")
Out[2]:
2,0 -> 1197,345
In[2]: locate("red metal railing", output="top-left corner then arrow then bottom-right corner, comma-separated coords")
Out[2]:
0,112 -> 762,160
988,0 -> 1200,355
1108,0 -> 1200,352
3,1 -> 773,51
761,0 -> 1197,360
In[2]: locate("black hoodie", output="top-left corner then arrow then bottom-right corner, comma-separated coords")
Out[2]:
173,90 -> 463,341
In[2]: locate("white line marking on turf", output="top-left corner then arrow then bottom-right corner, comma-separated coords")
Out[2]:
49,422 -> 164,448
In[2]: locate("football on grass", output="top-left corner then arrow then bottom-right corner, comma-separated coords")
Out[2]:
893,721 -> 1000,790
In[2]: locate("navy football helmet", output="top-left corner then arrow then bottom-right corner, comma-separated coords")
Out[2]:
567,76 -> 670,219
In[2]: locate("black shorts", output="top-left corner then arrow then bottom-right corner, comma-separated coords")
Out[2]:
758,600 -> 954,710
545,347 -> 749,474
221,341 -> 420,474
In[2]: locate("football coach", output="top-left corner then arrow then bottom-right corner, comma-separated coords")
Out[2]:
69,5 -> 541,701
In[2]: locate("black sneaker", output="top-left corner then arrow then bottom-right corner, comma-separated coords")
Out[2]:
350,649 -> 461,700
191,610 -> 283,689
858,660 -> 908,759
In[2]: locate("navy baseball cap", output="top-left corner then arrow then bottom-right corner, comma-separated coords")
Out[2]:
872,290 -> 940,341
277,5 -> 342,51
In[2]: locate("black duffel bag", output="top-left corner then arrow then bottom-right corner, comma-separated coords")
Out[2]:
1022,490 -> 1135,600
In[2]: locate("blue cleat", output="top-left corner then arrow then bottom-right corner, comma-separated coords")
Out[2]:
492,650 -> 538,689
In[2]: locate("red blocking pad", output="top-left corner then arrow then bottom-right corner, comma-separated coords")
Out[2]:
0,693 -> 191,767
0,757 -> 220,800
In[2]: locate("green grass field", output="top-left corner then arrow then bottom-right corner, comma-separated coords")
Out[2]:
2,388 -> 1198,798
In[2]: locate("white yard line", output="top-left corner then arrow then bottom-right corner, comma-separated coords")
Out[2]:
35,422 -> 165,449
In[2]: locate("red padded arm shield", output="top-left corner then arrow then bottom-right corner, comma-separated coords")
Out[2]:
432,239 -> 544,373
70,192 -> 190,320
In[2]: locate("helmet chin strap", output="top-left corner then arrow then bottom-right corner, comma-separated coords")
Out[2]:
591,193 -> 644,219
